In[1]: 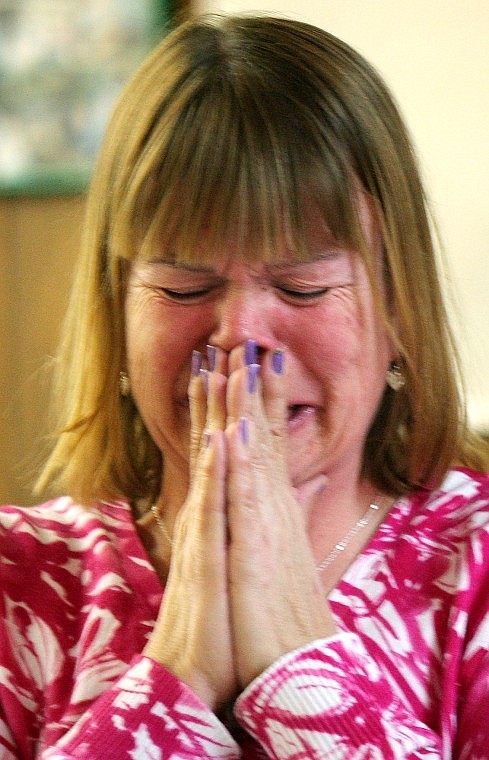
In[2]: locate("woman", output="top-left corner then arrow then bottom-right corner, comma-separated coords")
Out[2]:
1,14 -> 489,758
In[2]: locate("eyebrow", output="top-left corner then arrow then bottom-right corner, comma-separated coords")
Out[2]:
268,250 -> 346,270
145,249 -> 345,273
143,258 -> 217,273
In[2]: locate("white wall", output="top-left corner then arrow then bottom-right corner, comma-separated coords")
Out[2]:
197,0 -> 489,430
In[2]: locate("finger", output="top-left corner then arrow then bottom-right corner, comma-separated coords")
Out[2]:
206,344 -> 228,375
225,417 -> 264,567
228,342 -> 287,448
175,429 -> 228,576
228,338 -> 257,375
260,348 -> 287,447
226,339 -> 262,428
204,369 -> 227,432
225,363 -> 258,428
226,357 -> 291,496
188,351 -> 207,475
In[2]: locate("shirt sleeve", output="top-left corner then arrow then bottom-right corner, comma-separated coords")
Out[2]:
41,656 -> 240,760
234,633 -> 441,758
453,623 -> 489,756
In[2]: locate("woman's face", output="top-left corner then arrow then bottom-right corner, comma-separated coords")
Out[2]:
124,194 -> 394,498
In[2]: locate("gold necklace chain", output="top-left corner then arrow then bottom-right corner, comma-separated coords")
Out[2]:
150,503 -> 173,546
151,494 -> 390,571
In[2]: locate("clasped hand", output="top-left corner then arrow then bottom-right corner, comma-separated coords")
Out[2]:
144,342 -> 335,711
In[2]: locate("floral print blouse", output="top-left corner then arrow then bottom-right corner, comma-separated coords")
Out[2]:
1,468 -> 489,758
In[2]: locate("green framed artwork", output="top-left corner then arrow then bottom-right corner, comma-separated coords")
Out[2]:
0,0 -> 177,197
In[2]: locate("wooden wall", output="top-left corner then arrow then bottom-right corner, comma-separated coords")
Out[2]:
0,196 -> 85,505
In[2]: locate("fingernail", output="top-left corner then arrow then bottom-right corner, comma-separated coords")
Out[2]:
271,349 -> 284,375
203,430 -> 211,447
245,339 -> 258,366
206,344 -> 216,372
200,368 -> 209,395
191,350 -> 203,376
248,363 -> 260,393
239,416 -> 248,444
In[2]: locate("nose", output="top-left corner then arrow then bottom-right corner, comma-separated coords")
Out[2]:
207,282 -> 277,356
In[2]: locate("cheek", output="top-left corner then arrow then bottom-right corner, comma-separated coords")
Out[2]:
273,301 -> 361,373
126,299 -> 206,370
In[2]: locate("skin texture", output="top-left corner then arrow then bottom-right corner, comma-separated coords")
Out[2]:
126,195 -> 395,709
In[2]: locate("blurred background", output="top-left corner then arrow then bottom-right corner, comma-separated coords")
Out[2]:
1,0 -> 488,505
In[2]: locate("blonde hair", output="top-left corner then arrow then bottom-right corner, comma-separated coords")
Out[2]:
37,15 -> 489,505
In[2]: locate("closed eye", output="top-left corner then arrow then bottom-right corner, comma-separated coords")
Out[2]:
277,286 -> 331,302
159,286 -> 216,302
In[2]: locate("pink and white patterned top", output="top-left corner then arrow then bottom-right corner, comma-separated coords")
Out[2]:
1,467 -> 489,759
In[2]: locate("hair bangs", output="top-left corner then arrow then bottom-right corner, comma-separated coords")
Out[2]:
128,53 -> 361,268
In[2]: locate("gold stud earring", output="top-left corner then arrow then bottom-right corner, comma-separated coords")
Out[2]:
119,371 -> 130,397
386,361 -> 405,391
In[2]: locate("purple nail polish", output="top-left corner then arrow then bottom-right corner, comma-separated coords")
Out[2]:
271,349 -> 284,375
200,368 -> 209,394
191,350 -> 203,376
206,344 -> 217,371
245,339 -> 258,366
239,416 -> 248,444
248,363 -> 260,393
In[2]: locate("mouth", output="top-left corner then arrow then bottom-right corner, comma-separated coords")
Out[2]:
287,404 -> 316,430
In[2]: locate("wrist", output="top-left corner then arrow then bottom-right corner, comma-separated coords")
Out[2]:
142,642 -> 230,712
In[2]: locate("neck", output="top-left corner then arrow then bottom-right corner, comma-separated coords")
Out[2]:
308,477 -> 394,591
133,460 -> 190,584
156,459 -> 190,521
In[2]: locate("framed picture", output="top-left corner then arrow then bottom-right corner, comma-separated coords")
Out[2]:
0,0 -> 177,197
